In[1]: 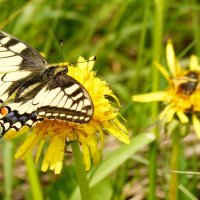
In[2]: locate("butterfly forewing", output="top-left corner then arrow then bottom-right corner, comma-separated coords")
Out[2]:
0,32 -> 47,71
0,31 -> 48,104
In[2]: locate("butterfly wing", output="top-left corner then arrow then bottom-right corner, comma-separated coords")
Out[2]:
36,73 -> 94,123
0,73 -> 94,137
0,31 -> 48,103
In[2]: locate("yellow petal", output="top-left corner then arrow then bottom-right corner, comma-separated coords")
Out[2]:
189,55 -> 199,70
159,105 -> 172,120
88,56 -> 95,70
41,135 -> 65,174
132,91 -> 167,102
78,56 -> 87,69
41,161 -> 49,172
192,114 -> 200,139
15,133 -> 39,159
113,119 -> 128,133
110,94 -> 121,107
106,125 -> 130,144
165,107 -> 176,122
96,125 -> 104,155
153,61 -> 170,82
82,143 -> 91,171
166,39 -> 176,76
87,137 -> 100,165
176,111 -> 189,123
54,162 -> 63,174
35,139 -> 45,164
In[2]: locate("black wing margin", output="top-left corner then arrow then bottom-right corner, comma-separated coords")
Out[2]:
0,31 -> 47,72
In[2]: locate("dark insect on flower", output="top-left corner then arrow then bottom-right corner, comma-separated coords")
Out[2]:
178,71 -> 199,95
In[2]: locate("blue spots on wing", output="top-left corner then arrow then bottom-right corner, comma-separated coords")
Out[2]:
5,111 -> 14,119
0,110 -> 38,137
5,112 -> 17,124
5,111 -> 25,124
19,115 -> 28,123
30,112 -> 37,119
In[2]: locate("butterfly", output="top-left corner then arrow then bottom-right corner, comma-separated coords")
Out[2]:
0,31 -> 94,137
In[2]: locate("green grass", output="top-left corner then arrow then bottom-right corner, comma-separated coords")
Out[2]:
0,0 -> 200,199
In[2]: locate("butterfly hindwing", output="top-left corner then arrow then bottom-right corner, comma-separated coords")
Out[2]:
36,73 -> 94,123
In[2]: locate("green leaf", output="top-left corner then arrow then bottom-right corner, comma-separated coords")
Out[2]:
89,132 -> 155,187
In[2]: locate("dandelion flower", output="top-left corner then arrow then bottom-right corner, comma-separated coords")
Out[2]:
4,57 -> 130,174
133,40 -> 200,138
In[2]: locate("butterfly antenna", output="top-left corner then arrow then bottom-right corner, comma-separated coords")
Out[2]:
58,38 -> 96,67
59,39 -> 65,67
69,56 -> 96,66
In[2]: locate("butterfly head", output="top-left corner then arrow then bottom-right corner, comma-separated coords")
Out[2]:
43,66 -> 68,80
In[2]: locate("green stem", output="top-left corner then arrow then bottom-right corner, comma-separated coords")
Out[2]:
71,141 -> 92,200
148,1 -> 165,199
192,0 -> 200,58
134,0 -> 150,91
3,141 -> 14,200
169,132 -> 180,200
25,153 -> 43,200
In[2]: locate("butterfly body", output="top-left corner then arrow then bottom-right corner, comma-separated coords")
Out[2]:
0,31 -> 94,137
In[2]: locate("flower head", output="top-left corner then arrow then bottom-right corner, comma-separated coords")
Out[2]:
133,40 -> 200,138
5,57 -> 130,174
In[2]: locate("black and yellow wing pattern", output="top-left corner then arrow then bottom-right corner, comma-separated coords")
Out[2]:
0,31 -> 94,137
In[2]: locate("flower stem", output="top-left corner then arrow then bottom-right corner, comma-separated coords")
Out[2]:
3,141 -> 14,200
71,141 -> 92,200
25,153 -> 43,200
169,131 -> 180,200
149,0 -> 164,199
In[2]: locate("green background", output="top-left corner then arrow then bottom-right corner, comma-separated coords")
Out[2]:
0,0 -> 200,200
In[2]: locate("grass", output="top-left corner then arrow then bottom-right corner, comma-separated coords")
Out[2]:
0,0 -> 200,199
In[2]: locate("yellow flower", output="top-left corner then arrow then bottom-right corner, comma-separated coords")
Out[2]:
4,57 -> 130,174
133,40 -> 200,138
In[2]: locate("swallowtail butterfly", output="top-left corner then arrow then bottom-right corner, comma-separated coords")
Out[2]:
0,31 -> 94,137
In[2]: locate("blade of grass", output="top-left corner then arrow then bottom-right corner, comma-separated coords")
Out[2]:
169,131 -> 181,200
192,0 -> 200,58
3,141 -> 14,200
179,184 -> 198,200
